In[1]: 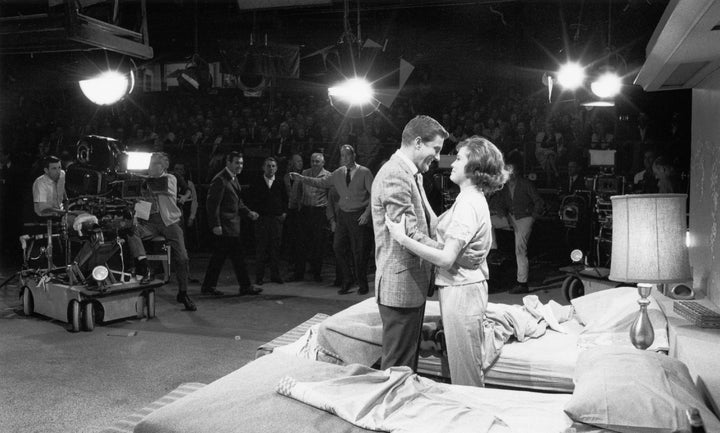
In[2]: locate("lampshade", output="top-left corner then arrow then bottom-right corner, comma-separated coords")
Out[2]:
609,194 -> 691,283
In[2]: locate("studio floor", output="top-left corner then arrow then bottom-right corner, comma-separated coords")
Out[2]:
0,251 -> 569,433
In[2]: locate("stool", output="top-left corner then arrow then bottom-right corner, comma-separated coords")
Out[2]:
145,236 -> 171,282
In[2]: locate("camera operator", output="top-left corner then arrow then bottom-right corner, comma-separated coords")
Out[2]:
32,155 -> 67,217
126,152 -> 196,311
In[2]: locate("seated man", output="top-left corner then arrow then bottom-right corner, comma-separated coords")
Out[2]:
33,155 -> 149,280
32,155 -> 67,218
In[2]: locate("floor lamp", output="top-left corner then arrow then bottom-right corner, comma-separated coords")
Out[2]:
609,194 -> 691,349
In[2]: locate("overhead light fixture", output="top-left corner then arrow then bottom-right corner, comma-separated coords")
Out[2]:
557,62 -> 585,90
79,70 -> 135,106
328,77 -> 380,118
590,72 -> 622,99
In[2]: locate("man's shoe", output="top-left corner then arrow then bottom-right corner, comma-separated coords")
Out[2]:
176,293 -> 197,311
337,286 -> 352,295
139,269 -> 153,285
357,286 -> 369,295
200,288 -> 224,296
509,283 -> 530,294
288,274 -> 304,282
255,278 -> 264,285
270,276 -> 284,284
239,285 -> 263,296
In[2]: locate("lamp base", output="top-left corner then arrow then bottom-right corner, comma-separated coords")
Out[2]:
630,284 -> 655,350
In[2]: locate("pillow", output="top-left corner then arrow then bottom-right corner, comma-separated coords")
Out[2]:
564,346 -> 720,433
571,286 -> 667,334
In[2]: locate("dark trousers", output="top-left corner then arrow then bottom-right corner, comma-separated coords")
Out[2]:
299,206 -> 328,277
284,208 -> 302,276
201,235 -> 251,290
334,209 -> 370,290
378,302 -> 426,371
132,214 -> 189,293
255,215 -> 283,280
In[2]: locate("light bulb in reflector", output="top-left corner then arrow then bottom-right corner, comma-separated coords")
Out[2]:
570,249 -> 584,263
79,70 -> 134,106
590,72 -> 622,99
92,265 -> 109,282
557,63 -> 585,90
328,78 -> 374,106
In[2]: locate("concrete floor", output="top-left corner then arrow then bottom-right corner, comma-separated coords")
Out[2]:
0,252 -> 569,433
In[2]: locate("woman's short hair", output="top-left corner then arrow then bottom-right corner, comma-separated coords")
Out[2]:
456,135 -> 508,194
402,115 -> 449,146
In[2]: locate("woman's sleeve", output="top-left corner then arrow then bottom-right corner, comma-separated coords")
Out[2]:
442,199 -> 479,247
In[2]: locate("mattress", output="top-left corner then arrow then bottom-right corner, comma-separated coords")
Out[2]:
134,352 -> 582,433
310,295 -> 668,393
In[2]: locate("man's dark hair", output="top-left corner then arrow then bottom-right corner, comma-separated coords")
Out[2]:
226,151 -> 243,163
43,155 -> 61,170
505,150 -> 524,174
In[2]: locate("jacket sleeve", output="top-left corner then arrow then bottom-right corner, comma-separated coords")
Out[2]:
382,173 -> 440,249
205,176 -> 224,229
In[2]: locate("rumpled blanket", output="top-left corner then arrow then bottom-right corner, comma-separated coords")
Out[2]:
481,296 -> 574,369
276,365 -> 510,433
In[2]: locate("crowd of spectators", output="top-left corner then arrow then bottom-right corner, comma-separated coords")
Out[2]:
0,74 -> 691,270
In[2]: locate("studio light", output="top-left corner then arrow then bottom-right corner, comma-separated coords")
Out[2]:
557,62 -> 585,90
590,72 -> 622,99
79,70 -> 135,106
328,77 -> 380,118
125,151 -> 152,171
328,77 -> 375,106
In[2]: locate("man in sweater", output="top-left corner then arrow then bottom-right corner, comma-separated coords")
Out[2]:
290,145 -> 373,295
251,157 -> 288,285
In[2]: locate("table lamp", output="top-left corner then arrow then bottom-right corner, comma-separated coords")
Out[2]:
609,194 -> 691,349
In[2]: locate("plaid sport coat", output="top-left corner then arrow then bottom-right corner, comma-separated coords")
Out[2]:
371,152 -> 440,308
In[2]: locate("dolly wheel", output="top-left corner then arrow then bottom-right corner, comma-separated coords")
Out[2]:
82,302 -> 95,332
146,290 -> 156,319
566,278 -> 585,301
561,276 -> 573,303
22,286 -> 34,316
68,300 -> 81,333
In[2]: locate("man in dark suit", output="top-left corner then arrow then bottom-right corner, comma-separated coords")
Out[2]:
251,157 -> 288,285
562,159 -> 585,195
201,151 -> 262,296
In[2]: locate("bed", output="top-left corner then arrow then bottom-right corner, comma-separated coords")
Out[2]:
134,347 -> 720,433
275,286 -> 670,392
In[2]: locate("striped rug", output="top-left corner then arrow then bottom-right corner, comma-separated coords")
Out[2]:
99,382 -> 206,433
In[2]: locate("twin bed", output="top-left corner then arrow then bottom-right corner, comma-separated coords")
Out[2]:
133,287 -> 719,433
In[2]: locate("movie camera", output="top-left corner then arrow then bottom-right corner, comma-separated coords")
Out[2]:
558,149 -> 625,267
15,135 -> 161,332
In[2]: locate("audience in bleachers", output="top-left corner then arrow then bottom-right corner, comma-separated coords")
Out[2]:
0,75 -> 691,282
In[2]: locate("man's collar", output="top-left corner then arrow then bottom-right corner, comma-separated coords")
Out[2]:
224,167 -> 236,179
264,174 -> 275,181
395,149 -> 418,176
